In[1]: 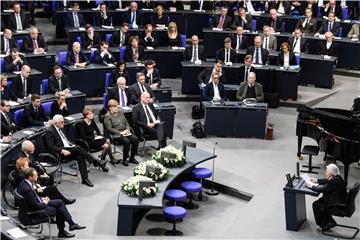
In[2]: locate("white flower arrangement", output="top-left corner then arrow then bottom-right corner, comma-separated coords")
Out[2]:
152,145 -> 186,168
121,175 -> 158,198
133,160 -> 169,182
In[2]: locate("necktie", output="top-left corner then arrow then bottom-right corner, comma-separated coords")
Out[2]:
244,67 -> 248,81
199,0 -> 203,10
218,16 -> 224,29
237,36 -> 242,50
75,53 -> 79,63
58,78 -> 62,90
328,22 -> 332,32
272,21 -> 275,29
4,113 -> 11,125
241,20 -> 244,28
145,105 -> 154,123
59,129 -> 73,146
193,46 -> 198,61
255,48 -> 260,64
4,38 -> 9,53
226,49 -> 229,62
33,38 -> 38,49
265,37 -> 268,50
120,89 -> 125,106
150,74 -> 153,85
16,14 -> 23,30
74,13 -> 79,27
131,12 -> 135,25
23,78 -> 27,97
120,32 -> 124,46
141,84 -> 145,92
292,38 -> 298,51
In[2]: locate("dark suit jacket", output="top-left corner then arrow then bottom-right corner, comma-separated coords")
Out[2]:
185,45 -> 206,61
165,1 -> 184,10
1,37 -> 18,53
82,32 -> 102,49
1,86 -> 17,101
151,15 -> 170,27
323,5 -> 343,19
231,34 -> 249,50
320,42 -> 337,56
317,21 -> 340,36
50,100 -> 69,118
123,10 -> 143,28
66,50 -> 89,66
278,52 -> 297,66
190,1 -> 215,10
65,12 -> 85,27
288,36 -> 308,53
238,65 -> 256,84
44,125 -> 70,155
12,74 -> 33,99
22,104 -> 50,127
110,69 -> 129,86
111,1 -> 129,9
216,48 -> 236,63
141,68 -> 161,86
17,180 -> 47,211
140,32 -> 158,48
109,31 -> 130,47
197,68 -> 226,84
204,82 -> 226,101
267,17 -> 284,32
48,74 -> 71,94
22,35 -> 48,53
231,16 -> 252,31
311,175 -> 347,208
94,49 -> 116,64
236,82 -> 264,102
1,112 -> 18,137
247,46 -> 269,64
130,82 -> 155,103
4,54 -> 29,72
95,12 -> 113,26
7,12 -> 30,31
212,15 -> 233,30
131,103 -> 159,130
124,45 -> 144,62
107,87 -> 132,106
296,17 -> 317,34
270,1 -> 291,15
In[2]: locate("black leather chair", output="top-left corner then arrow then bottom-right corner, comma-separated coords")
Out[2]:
133,124 -> 158,156
322,182 -> 360,239
2,170 -> 19,209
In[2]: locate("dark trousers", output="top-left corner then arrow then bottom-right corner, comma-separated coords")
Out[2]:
45,199 -> 74,231
312,197 -> 335,228
64,145 -> 96,180
144,122 -> 166,147
114,135 -> 139,160
38,185 -> 68,203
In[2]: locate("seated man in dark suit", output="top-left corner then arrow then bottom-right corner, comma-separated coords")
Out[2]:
107,77 -> 132,107
95,2 -> 113,26
17,167 -> 85,238
212,6 -> 232,30
109,23 -> 130,48
268,9 -> 283,32
320,32 -> 337,56
94,41 -> 116,64
216,37 -> 236,64
142,59 -> 161,88
305,164 -> 347,231
347,15 -> 360,39
204,73 -> 226,101
45,115 -> 108,187
247,36 -> 269,65
231,26 -> 249,51
190,0 -> 215,11
124,36 -> 144,62
66,42 -> 89,67
198,60 -> 226,85
132,92 -> 166,149
48,65 -> 71,94
123,1 -> 143,29
140,24 -> 158,48
1,29 -> 18,54
185,35 -> 206,62
232,8 -> 252,31
12,65 -> 32,99
7,2 -> 30,31
239,55 -> 256,84
315,12 -> 340,37
236,72 -> 264,102
82,24 -> 102,49
4,48 -> 29,72
296,8 -> 317,35
130,72 -> 155,104
261,26 -> 277,51
65,2 -> 85,28
1,100 -> 18,137
22,94 -> 51,127
23,27 -> 48,54
322,0 -> 342,19
288,28 -> 308,54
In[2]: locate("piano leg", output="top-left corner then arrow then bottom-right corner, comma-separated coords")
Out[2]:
297,136 -> 303,160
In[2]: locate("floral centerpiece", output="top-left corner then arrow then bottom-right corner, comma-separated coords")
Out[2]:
133,160 -> 169,182
152,145 -> 186,168
121,176 -> 158,198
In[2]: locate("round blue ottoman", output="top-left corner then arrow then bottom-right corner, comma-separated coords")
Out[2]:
192,168 -> 212,201
181,181 -> 202,209
165,189 -> 187,205
163,206 -> 187,236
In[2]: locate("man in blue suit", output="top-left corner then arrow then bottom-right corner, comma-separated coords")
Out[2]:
65,2 -> 85,28
204,73 -> 226,101
123,1 -> 142,29
17,167 -> 85,238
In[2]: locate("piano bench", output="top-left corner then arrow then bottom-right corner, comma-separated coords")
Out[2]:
300,145 -> 320,174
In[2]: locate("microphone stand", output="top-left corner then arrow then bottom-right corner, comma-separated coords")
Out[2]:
206,142 -> 219,195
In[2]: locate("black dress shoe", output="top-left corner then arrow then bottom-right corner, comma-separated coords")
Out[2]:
64,198 -> 76,205
129,158 -> 139,164
81,179 -> 94,187
58,230 -> 75,238
110,159 -> 121,165
93,159 -> 108,167
99,164 -> 109,172
69,223 -> 86,231
122,160 -> 129,166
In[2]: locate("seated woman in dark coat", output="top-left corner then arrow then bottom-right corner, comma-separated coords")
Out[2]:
151,5 -> 170,28
50,92 -> 69,118
166,22 -> 181,47
277,42 -> 297,67
110,60 -> 129,86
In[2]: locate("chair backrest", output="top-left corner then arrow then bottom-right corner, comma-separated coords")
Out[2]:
251,20 -> 257,31
181,35 -> 186,48
41,79 -> 48,95
33,133 -> 49,158
90,50 -> 95,63
0,58 -> 4,70
345,182 -> 359,217
105,34 -> 112,43
17,39 -> 23,50
105,72 -> 111,89
342,8 -> 349,20
8,170 -> 18,190
295,53 -> 300,65
13,189 -> 31,225
13,109 -> 24,126
208,17 -> 213,27
93,16 -> 97,26
41,102 -> 53,116
76,36 -> 82,48
338,27 -> 343,38
119,47 -> 126,60
58,51 -> 67,65
103,92 -> 108,109
96,0 -> 102,5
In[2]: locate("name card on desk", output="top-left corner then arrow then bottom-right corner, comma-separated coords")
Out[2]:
212,28 -> 223,31
102,25 -> 114,29
121,106 -> 132,111
8,101 -> 19,107
12,71 -> 21,75
106,63 -> 115,67
64,116 -> 75,121
7,228 -> 28,239
78,27 -> 86,31
351,38 -> 359,42
22,130 -> 34,135
3,9 -> 14,12
146,46 -> 154,50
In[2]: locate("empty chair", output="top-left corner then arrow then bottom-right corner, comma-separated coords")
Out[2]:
338,27 -> 343,38
300,145 -> 320,174
105,34 -> 112,43
105,72 -> 111,89
119,47 -> 126,60
163,206 -> 187,236
180,35 -> 186,48
76,36 -> 82,48
192,167 -> 212,201
180,181 -> 202,209
58,51 -> 67,65
42,102 -> 53,116
13,109 -> 24,126
251,20 -> 257,31
16,39 -> 23,50
41,79 -> 48,94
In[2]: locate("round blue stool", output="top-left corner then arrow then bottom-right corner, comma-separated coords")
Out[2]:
163,206 -> 187,236
192,168 -> 212,201
181,181 -> 202,209
164,189 -> 187,206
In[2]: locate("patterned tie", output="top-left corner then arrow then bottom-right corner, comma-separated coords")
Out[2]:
33,38 -> 38,49
218,16 -> 224,29
75,53 -> 79,63
120,89 -> 125,106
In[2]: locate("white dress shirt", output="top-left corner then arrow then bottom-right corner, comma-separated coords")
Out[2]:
326,42 -> 332,49
55,126 -> 73,148
252,47 -> 263,64
15,13 -> 23,30
142,103 -> 156,124
283,53 -> 290,67
212,83 -> 221,100
293,37 -> 301,53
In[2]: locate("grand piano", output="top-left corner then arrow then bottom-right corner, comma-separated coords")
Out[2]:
296,106 -> 360,181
